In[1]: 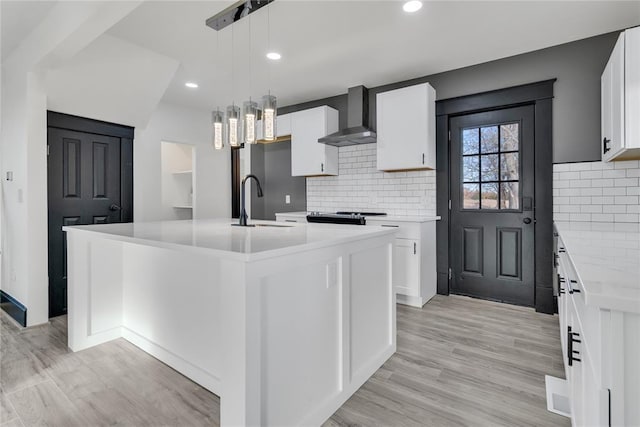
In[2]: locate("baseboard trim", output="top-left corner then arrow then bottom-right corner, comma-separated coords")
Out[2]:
0,290 -> 27,326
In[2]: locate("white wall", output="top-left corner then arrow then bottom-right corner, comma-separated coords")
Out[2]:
134,102 -> 231,222
46,33 -> 179,128
0,1 -> 224,326
0,69 -> 49,326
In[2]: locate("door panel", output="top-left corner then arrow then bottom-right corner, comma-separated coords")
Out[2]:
497,227 -> 521,279
48,128 -> 123,317
462,227 -> 483,274
450,106 -> 535,306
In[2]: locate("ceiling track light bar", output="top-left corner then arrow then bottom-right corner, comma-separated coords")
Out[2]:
206,0 -> 273,32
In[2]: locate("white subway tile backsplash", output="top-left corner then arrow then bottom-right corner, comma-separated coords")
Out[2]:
553,160 -> 640,223
615,196 -> 639,205
602,169 -> 627,179
307,144 -> 436,217
603,205 -> 627,214
580,170 -> 603,179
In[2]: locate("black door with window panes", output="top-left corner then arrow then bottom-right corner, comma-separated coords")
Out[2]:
449,106 -> 535,306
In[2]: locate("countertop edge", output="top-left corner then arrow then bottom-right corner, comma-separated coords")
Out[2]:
63,222 -> 398,263
555,221 -> 640,314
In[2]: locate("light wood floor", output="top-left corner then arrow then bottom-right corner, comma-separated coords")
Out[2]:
0,295 -> 570,426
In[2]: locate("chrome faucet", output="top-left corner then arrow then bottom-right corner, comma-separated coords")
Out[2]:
238,174 -> 263,226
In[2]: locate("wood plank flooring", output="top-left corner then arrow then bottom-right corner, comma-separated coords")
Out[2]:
0,295 -> 569,426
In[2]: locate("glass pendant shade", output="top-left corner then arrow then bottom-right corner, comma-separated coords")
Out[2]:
261,94 -> 277,141
212,109 -> 224,150
242,100 -> 259,144
226,104 -> 241,147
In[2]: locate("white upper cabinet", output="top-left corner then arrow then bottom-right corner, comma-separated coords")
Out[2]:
291,106 -> 339,176
256,112 -> 291,141
277,113 -> 292,137
602,27 -> 640,161
376,83 -> 436,171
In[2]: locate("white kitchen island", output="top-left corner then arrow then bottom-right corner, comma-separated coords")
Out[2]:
63,219 -> 396,426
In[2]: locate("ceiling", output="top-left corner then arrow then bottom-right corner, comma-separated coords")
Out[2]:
4,1 -> 640,111
1,0 -> 57,60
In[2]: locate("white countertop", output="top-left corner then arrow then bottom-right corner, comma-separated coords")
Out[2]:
63,218 -> 396,262
276,211 -> 441,223
555,221 -> 640,313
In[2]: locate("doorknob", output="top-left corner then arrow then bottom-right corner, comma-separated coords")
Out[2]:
523,217 -> 532,224
109,204 -> 122,211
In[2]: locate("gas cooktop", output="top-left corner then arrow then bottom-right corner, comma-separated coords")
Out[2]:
306,211 -> 387,225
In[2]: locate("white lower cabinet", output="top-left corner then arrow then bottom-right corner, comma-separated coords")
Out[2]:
551,230 -> 640,426
275,214 -> 438,308
392,238 -> 420,297
366,218 -> 437,308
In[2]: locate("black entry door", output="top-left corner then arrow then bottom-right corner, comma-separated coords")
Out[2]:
449,105 -> 535,306
47,128 -> 123,317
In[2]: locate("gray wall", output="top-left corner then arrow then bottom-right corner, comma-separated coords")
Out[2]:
251,141 -> 306,220
280,31 -> 621,164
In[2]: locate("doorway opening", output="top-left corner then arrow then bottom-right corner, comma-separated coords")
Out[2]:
435,80 -> 555,313
47,112 -> 133,318
161,141 -> 195,220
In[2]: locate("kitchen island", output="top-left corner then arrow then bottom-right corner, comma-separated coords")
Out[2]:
63,219 -> 396,426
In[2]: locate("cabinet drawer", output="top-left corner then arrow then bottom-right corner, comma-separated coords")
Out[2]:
366,220 -> 420,239
558,251 -> 602,380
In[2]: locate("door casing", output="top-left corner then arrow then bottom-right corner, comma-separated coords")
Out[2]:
435,80 -> 555,314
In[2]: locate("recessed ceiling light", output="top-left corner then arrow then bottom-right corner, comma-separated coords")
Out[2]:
403,0 -> 422,13
266,52 -> 282,60
185,82 -> 199,89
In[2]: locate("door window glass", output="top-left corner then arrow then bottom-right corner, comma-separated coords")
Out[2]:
461,122 -> 520,210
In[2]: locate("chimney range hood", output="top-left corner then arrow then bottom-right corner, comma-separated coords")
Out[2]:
318,85 -> 376,147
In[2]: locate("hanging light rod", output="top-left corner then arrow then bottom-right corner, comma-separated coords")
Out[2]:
206,0 -> 274,32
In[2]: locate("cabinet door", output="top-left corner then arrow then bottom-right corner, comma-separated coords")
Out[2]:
377,83 -> 435,171
291,107 -> 338,176
626,26 -> 640,150
392,238 -> 420,297
602,33 -> 626,161
278,113 -> 292,137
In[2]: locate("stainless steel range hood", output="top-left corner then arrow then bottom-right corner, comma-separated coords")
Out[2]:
318,86 -> 376,147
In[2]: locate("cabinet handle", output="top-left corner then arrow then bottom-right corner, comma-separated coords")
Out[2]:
603,137 -> 611,154
381,224 -> 399,228
569,279 -> 581,294
321,163 -> 324,172
554,253 -> 559,267
413,242 -> 417,254
285,219 -> 297,223
422,153 -> 425,164
568,326 -> 581,366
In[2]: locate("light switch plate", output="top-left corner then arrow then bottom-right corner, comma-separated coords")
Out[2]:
285,194 -> 291,204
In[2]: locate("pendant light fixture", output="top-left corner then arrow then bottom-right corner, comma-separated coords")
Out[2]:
261,0 -> 277,141
243,100 -> 258,144
212,30 -> 224,150
226,22 -> 241,147
242,11 -> 258,144
212,109 -> 224,150
226,104 -> 241,147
